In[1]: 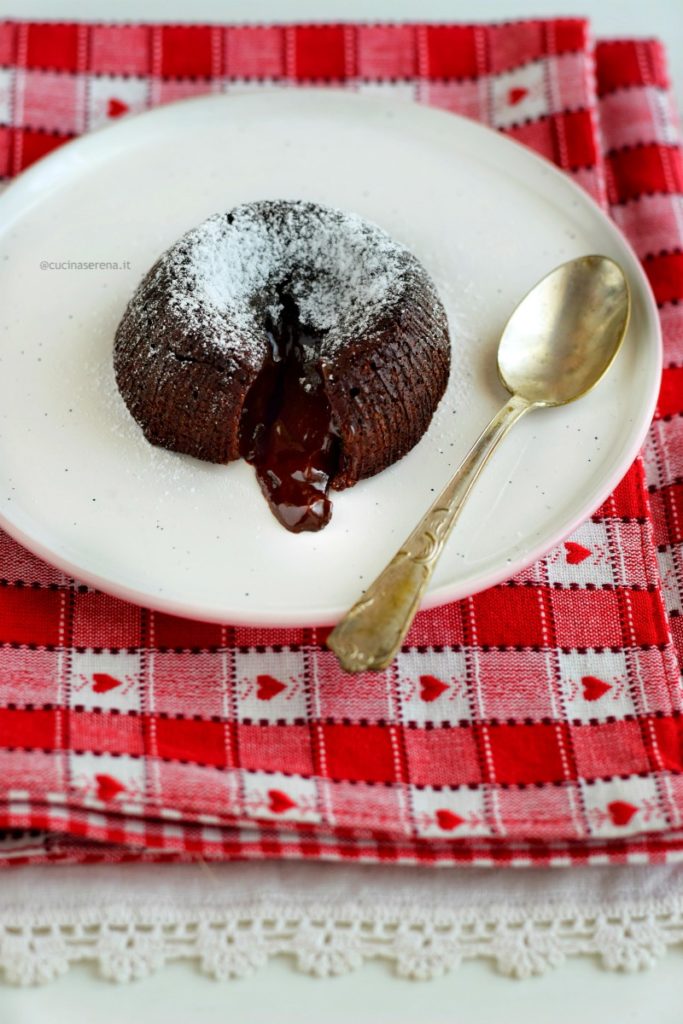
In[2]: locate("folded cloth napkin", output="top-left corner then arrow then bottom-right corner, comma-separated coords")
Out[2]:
0,19 -> 682,868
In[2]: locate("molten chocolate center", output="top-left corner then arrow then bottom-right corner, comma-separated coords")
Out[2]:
239,294 -> 340,533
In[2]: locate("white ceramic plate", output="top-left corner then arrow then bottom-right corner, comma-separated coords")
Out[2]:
0,91 -> 660,626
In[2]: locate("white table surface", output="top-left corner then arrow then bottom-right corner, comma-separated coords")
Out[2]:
0,0 -> 682,1021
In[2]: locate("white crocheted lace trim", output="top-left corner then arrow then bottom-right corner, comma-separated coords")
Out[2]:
2,897 -> 683,984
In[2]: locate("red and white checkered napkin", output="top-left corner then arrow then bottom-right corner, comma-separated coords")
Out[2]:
1,20 -> 683,868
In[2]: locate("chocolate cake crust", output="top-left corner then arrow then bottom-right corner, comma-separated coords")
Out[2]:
114,200 -> 450,496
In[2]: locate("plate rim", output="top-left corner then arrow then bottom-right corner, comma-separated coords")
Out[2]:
0,89 -> 663,626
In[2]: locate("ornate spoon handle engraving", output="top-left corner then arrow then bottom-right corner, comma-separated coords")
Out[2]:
327,393 -> 533,672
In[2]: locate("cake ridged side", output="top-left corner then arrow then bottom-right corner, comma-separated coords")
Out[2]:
114,254 -> 267,463
322,275 -> 450,489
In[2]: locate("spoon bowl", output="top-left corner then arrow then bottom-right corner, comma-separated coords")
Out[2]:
498,255 -> 630,407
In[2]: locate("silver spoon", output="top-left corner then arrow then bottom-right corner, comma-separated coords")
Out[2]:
327,255 -> 631,673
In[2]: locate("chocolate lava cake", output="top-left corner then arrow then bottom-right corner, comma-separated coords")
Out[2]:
114,200 -> 450,532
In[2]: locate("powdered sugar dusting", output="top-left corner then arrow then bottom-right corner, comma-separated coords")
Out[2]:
149,201 -> 416,357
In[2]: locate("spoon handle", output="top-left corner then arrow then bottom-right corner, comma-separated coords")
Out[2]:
327,393 -> 533,673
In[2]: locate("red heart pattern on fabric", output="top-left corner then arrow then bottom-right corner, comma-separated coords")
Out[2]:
256,674 -> 287,701
507,86 -> 528,105
565,541 -> 592,564
419,675 -> 449,702
267,789 -> 296,814
107,97 -> 129,118
92,673 -> 123,694
435,809 -> 464,831
607,800 -> 638,826
0,22 -> 680,877
582,675 -> 612,701
95,774 -> 126,801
